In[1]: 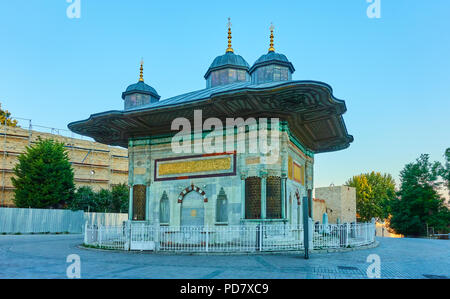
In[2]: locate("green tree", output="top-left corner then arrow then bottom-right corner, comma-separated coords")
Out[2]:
12,138 -> 75,208
390,154 -> 450,236
111,183 -> 129,213
95,189 -> 113,212
0,104 -> 18,127
69,186 -> 96,212
440,148 -> 450,196
345,172 -> 396,222
70,184 -> 128,213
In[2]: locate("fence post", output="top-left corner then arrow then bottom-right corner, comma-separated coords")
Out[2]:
98,225 -> 102,247
366,223 -> 369,243
127,221 -> 132,251
258,224 -> 263,251
205,225 -> 209,252
371,219 -> 376,242
302,196 -> 310,259
154,222 -> 160,252
83,222 -> 88,245
345,223 -> 349,247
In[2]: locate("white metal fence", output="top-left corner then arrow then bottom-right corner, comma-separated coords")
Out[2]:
84,222 -> 375,253
313,223 -> 376,249
0,208 -> 128,234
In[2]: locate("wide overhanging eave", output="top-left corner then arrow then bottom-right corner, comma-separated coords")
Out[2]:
68,81 -> 353,152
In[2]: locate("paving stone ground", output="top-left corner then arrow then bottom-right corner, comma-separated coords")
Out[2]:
0,235 -> 448,279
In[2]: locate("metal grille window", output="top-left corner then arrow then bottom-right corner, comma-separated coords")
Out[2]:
216,188 -> 228,223
209,69 -> 248,88
245,177 -> 261,219
160,191 -> 170,224
132,185 -> 146,221
266,176 -> 282,219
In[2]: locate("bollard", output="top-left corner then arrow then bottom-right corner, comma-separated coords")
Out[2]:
302,196 -> 310,259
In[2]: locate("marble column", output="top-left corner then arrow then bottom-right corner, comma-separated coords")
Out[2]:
281,176 -> 287,219
128,185 -> 134,221
240,175 -> 246,220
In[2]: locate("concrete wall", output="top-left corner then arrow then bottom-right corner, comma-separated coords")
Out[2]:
312,198 -> 326,223
314,186 -> 356,224
0,125 -> 129,207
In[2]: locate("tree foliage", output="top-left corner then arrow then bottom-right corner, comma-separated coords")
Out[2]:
111,183 -> 129,213
345,172 -> 396,222
390,154 -> 450,236
0,104 -> 18,127
439,148 -> 450,197
69,184 -> 129,213
12,138 -> 75,208
69,186 -> 95,212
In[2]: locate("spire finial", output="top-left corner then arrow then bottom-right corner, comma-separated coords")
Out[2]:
139,58 -> 144,82
269,22 -> 275,52
226,17 -> 234,53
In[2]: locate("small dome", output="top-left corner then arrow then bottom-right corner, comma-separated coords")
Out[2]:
249,51 -> 295,74
122,81 -> 160,100
204,52 -> 250,79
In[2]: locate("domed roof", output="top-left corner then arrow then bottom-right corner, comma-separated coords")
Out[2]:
249,51 -> 295,74
204,52 -> 250,79
121,81 -> 160,100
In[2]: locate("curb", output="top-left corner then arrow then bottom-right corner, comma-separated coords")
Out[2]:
78,241 -> 379,256
311,241 -> 379,253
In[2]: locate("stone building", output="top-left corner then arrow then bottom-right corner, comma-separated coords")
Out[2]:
69,23 -> 353,227
312,198 -> 326,223
314,186 -> 357,224
0,124 -> 128,207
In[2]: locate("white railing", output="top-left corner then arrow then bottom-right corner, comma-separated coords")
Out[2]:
313,223 -> 376,249
84,224 -> 129,250
84,222 -> 375,253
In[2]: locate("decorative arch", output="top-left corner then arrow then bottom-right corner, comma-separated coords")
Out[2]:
216,187 -> 228,223
177,184 -> 208,203
160,191 -> 170,224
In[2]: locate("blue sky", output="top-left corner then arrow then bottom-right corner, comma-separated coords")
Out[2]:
0,0 -> 449,189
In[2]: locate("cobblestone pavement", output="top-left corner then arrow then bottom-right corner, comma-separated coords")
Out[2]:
0,235 -> 448,279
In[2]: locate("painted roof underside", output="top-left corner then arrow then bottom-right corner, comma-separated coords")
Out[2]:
68,80 -> 354,153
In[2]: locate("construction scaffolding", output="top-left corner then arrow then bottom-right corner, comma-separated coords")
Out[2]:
0,117 -> 129,207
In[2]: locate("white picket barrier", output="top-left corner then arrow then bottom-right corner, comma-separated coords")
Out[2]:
84,222 -> 375,252
312,222 -> 376,249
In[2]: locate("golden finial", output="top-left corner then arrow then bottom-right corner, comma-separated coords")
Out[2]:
226,17 -> 234,53
139,58 -> 144,82
269,22 -> 275,52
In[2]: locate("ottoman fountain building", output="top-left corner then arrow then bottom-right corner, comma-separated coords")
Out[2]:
69,22 -> 353,230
